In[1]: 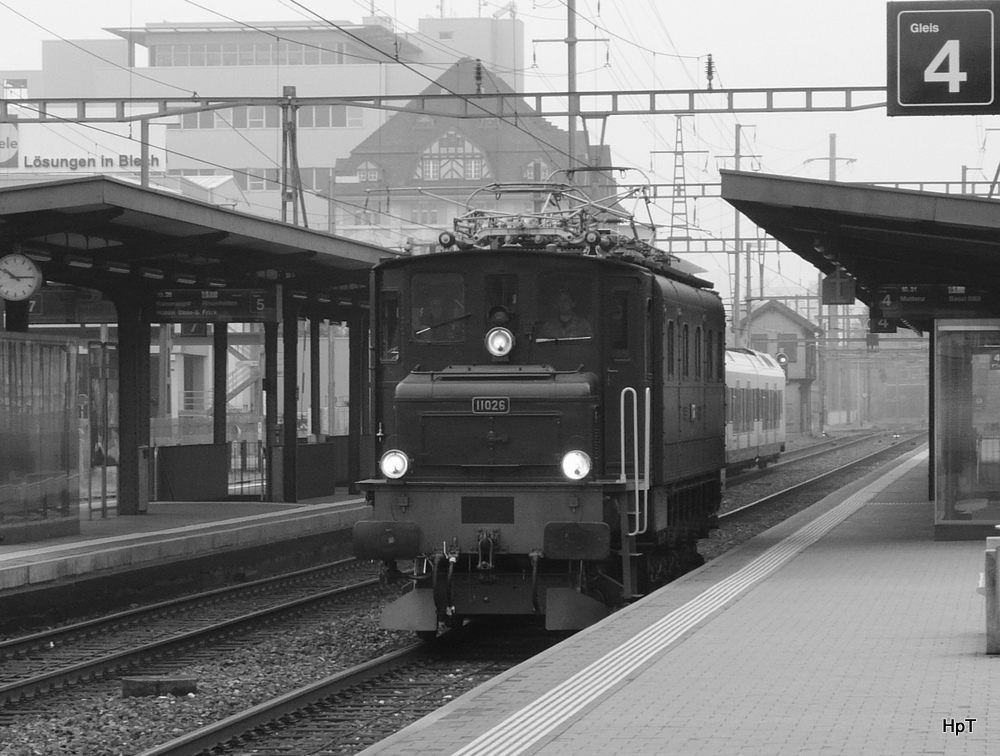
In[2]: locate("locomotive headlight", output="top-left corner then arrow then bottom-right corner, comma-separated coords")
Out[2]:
485,327 -> 515,357
561,450 -> 592,480
380,449 -> 410,479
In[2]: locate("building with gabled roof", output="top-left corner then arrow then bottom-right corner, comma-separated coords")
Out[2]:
741,298 -> 823,434
331,56 -> 606,254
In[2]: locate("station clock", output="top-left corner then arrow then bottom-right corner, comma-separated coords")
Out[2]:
0,252 -> 43,301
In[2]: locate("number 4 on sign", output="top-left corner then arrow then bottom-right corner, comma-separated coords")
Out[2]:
925,39 -> 967,93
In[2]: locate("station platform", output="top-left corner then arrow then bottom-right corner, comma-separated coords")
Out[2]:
362,445 -> 998,756
0,493 -> 369,594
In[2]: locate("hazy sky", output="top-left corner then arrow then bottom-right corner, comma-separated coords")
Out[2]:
0,0 -> 996,301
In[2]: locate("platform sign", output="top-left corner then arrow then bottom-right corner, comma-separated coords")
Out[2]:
149,288 -> 276,323
876,283 -> 999,318
888,1 -> 1000,115
868,304 -> 899,333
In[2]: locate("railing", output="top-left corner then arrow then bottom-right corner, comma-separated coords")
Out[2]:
229,440 -> 266,499
619,386 -> 651,536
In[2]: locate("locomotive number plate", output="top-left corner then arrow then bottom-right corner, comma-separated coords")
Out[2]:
472,396 -> 509,414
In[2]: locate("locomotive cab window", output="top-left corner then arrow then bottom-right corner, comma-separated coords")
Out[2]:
413,273 -> 466,342
485,273 -> 518,326
536,276 -> 593,342
379,291 -> 400,361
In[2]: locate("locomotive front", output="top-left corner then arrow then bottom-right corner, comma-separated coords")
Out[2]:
355,249 -> 643,633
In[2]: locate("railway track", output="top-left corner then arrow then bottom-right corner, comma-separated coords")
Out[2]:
720,430 -> 926,523
0,559 -> 383,712
134,620 -> 562,756
1,433 -> 928,755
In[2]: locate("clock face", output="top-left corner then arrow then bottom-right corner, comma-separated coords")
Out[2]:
0,253 -> 43,302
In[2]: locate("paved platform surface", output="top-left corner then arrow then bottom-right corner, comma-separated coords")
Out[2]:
0,493 -> 368,591
362,445 -> 998,756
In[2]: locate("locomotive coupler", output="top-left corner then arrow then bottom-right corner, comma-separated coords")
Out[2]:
529,549 -> 542,614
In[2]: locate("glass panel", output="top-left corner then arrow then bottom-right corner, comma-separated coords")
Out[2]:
778,333 -> 798,362
609,291 -> 629,351
536,275 -> 594,341
379,292 -> 400,361
936,320 -> 1000,524
666,321 -> 675,379
412,273 -> 465,342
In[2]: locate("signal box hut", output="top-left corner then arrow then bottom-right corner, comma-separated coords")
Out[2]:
742,299 -> 822,436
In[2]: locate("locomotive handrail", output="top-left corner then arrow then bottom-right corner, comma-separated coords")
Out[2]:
619,386 -> 651,536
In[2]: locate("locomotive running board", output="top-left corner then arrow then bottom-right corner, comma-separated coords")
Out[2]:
545,588 -> 610,631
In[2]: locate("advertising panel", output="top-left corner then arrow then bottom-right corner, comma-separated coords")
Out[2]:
0,121 -> 167,175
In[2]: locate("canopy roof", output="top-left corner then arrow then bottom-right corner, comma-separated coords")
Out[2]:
721,170 -> 1000,328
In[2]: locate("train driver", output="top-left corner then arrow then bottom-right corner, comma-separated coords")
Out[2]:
416,295 -> 464,340
539,289 -> 593,339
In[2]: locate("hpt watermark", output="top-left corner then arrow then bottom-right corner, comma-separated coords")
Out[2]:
942,718 -> 977,736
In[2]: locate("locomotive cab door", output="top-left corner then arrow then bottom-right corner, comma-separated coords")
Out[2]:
603,277 -> 647,476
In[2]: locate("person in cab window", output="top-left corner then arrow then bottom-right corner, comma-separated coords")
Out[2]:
417,296 -> 463,340
539,289 -> 592,339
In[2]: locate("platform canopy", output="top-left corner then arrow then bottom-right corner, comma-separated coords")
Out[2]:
0,175 -> 395,311
720,170 -> 1000,329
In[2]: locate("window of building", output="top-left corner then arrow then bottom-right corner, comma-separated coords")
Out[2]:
299,168 -> 335,192
523,159 -> 549,181
414,130 -> 491,181
410,206 -> 439,226
298,105 -> 362,129
356,162 -> 380,182
750,334 -> 769,353
777,333 -> 798,362
152,41 -> 344,67
236,168 -> 280,191
421,158 -> 441,181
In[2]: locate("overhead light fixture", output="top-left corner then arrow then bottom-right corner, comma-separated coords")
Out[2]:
315,294 -> 331,304
67,256 -> 93,269
24,250 -> 52,262
174,273 -> 197,285
290,290 -> 308,300
207,278 -> 227,288
105,261 -> 131,274
140,267 -> 165,280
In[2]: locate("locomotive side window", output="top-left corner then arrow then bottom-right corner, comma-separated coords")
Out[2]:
682,323 -> 690,379
694,326 -> 702,381
609,291 -> 629,352
706,330 -> 714,382
413,273 -> 466,342
379,291 -> 400,361
666,321 -> 675,379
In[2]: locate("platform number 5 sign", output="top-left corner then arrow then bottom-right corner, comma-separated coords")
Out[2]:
888,1 -> 999,115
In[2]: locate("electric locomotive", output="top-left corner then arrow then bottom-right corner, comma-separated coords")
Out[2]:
353,175 -> 726,634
